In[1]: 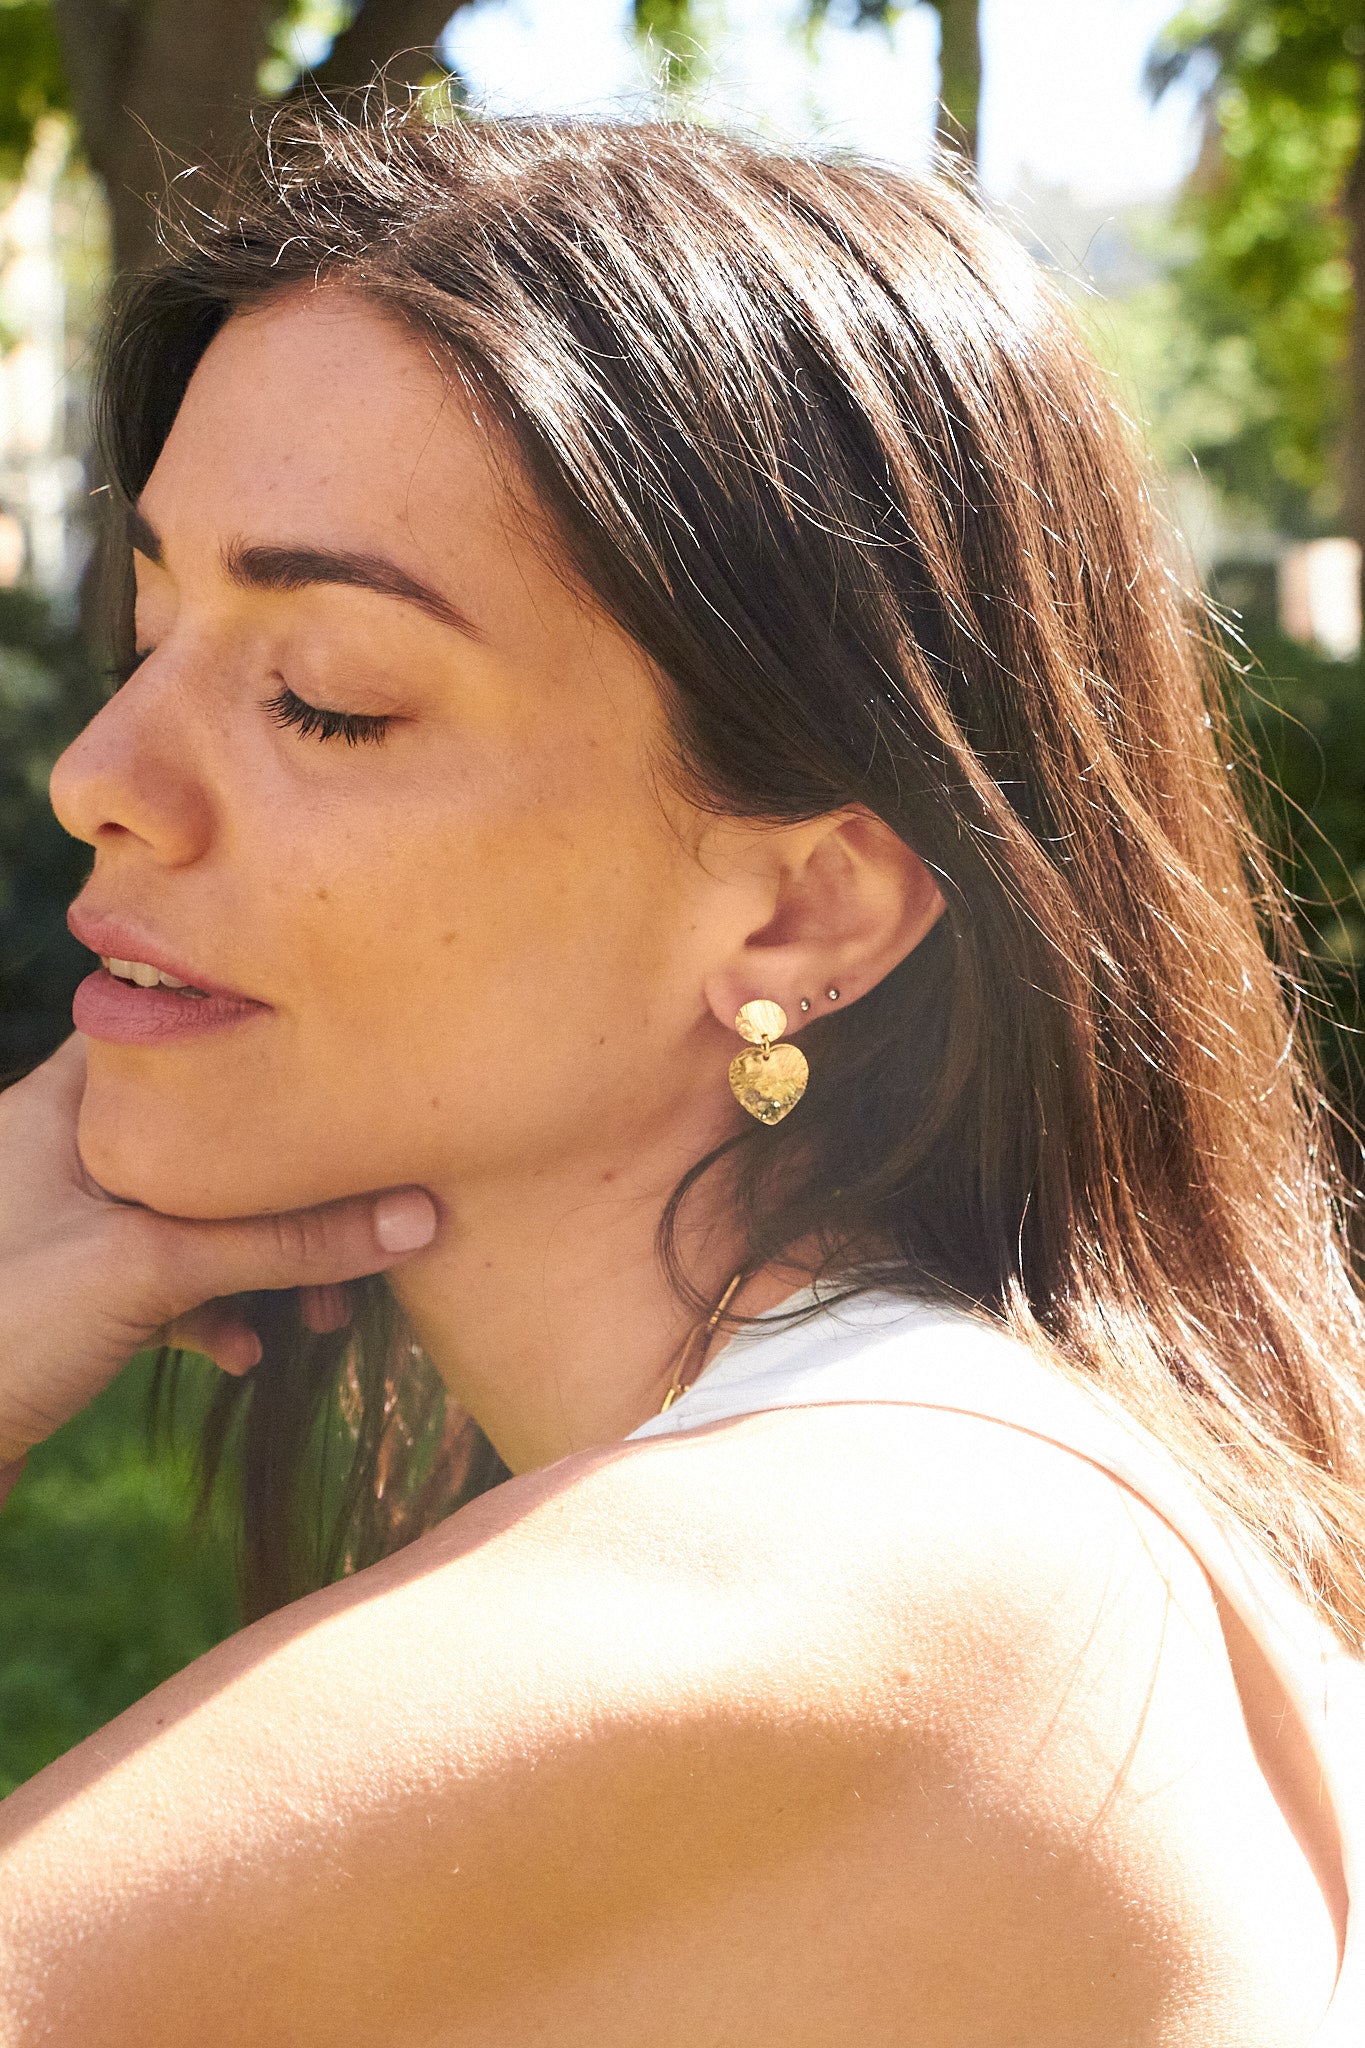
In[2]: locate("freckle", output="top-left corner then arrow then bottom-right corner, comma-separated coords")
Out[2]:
602,1168 -> 616,1182
315,887 -> 329,902
430,1097 -> 441,1111
440,931 -> 458,945
597,1035 -> 607,1046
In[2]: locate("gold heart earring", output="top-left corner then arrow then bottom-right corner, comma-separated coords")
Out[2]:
728,1000 -> 809,1125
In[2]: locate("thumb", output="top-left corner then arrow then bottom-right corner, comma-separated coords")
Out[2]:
143,1186 -> 438,1324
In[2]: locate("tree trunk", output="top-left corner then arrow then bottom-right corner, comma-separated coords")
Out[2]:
310,0 -> 472,94
50,0 -> 473,274
930,0 -> 981,171
52,0 -> 277,271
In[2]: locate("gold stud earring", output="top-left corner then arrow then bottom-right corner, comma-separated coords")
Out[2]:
728,1000 -> 809,1125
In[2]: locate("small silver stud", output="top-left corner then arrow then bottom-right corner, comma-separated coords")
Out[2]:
799,997 -> 811,1012
826,987 -> 840,1002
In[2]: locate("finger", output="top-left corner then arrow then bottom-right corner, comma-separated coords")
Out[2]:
142,1186 -> 438,1323
35,1032 -> 89,1108
300,1283 -> 352,1335
1,1033 -> 88,1139
161,1306 -> 263,1377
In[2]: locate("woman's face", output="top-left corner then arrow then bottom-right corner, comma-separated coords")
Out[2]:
52,289 -> 756,1218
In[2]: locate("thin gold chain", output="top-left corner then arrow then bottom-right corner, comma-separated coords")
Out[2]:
659,1271 -> 744,1414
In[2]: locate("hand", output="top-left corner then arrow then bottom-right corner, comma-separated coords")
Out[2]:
0,1037 -> 438,1464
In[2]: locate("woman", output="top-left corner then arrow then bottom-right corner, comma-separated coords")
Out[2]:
0,107 -> 1361,2044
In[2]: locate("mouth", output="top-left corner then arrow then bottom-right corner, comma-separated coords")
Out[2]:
68,911 -> 271,1047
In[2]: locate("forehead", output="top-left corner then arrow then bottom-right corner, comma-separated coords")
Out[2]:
142,287 -> 525,595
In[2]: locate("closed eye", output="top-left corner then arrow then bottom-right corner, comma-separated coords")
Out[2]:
263,684 -> 392,747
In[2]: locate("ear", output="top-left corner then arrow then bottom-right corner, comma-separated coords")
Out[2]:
702,809 -> 944,1036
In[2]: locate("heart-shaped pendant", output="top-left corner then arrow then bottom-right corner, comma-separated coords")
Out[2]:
728,1041 -> 809,1124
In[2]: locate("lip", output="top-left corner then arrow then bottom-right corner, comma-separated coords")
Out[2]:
67,907 -> 272,1047
68,908 -> 260,1003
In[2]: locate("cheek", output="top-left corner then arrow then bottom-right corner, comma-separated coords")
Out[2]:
282,776 -> 708,1171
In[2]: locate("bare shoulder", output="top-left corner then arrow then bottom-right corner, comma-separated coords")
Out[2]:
0,1402 -> 1330,2046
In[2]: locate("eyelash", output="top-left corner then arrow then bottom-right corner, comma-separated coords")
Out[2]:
263,685 -> 393,748
104,656 -> 392,749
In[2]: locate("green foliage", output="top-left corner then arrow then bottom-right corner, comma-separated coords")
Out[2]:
1149,0 -> 1362,531
0,0 -> 67,171
631,0 -> 715,95
1080,270 -> 1266,480
630,1 -> 946,103
260,0 -> 359,97
0,1354 -> 237,1795
1232,623 -> 1365,952
635,1 -> 980,162
1229,627 -> 1365,1145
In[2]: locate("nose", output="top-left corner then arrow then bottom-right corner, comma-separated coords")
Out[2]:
49,657 -> 214,868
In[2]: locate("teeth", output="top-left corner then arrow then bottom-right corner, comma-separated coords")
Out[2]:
101,956 -> 196,991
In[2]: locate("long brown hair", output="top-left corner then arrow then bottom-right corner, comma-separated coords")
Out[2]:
99,105 -> 1365,1640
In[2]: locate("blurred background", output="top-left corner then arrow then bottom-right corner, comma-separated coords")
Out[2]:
0,0 -> 1360,1790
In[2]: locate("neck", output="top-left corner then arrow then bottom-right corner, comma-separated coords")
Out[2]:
387,1128 -> 813,1473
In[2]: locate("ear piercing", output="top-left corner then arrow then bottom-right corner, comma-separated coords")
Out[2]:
826,987 -> 840,1001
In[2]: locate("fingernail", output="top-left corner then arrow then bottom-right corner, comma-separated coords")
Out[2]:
374,1188 -> 438,1254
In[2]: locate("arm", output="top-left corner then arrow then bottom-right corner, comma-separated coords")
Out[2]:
0,1402 -> 1303,2047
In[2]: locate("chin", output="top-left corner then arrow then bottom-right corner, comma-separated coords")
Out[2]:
76,1064 -> 309,1220
78,1096 -> 249,1218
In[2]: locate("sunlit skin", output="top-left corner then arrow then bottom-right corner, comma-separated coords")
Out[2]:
50,287 -> 943,1472
0,284 -> 1343,2047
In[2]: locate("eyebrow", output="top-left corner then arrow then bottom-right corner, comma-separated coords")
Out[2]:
128,506 -> 481,640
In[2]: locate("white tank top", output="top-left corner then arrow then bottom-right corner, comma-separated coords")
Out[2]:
628,1286 -> 1365,2044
